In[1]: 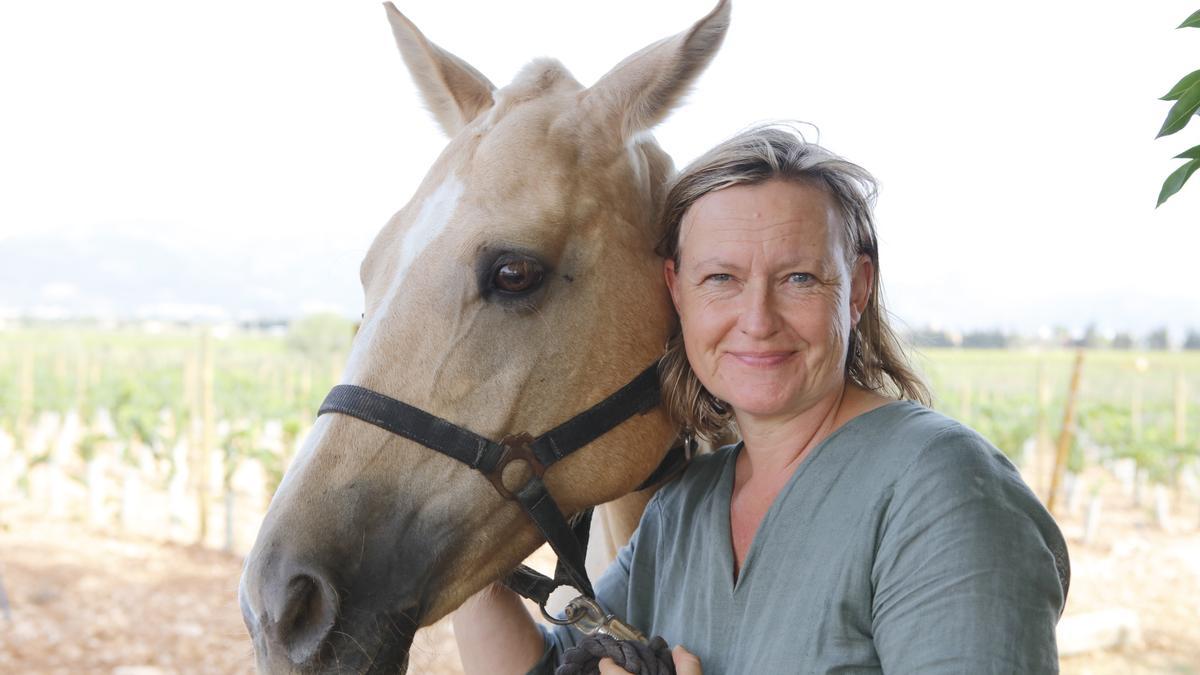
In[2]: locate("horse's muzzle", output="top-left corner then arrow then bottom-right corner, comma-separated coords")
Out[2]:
240,557 -> 419,673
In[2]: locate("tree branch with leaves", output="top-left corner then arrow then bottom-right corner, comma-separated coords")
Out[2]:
1157,9 -> 1200,206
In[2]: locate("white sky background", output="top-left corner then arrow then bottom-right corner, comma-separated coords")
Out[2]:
1,1 -> 1198,334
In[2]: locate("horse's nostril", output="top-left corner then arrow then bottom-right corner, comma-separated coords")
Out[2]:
270,573 -> 339,665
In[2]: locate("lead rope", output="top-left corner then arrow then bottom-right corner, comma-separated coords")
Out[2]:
556,634 -> 676,675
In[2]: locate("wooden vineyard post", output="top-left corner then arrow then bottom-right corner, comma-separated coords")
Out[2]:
1035,360 -> 1051,497
1047,349 -> 1085,515
282,369 -> 294,410
330,352 -> 344,389
1172,371 -> 1188,522
193,330 -> 215,546
300,364 -> 313,409
1131,365 -> 1144,444
1131,357 -> 1149,506
16,348 -> 34,450
959,380 -> 974,425
178,350 -> 198,541
73,349 -> 88,411
1175,371 -> 1187,446
224,470 -> 236,553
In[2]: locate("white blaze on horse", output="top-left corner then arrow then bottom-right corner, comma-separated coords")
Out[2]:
239,2 -> 730,671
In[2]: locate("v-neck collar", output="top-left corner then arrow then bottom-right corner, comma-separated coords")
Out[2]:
715,400 -> 912,592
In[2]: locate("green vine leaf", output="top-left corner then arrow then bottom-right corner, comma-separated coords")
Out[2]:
1175,144 -> 1200,159
1179,9 -> 1200,28
1157,157 -> 1200,207
1157,80 -> 1200,137
1161,69 -> 1200,100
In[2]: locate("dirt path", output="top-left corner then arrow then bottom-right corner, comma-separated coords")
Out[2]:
1058,491 -> 1200,674
0,508 -> 464,674
2,496 -> 1198,674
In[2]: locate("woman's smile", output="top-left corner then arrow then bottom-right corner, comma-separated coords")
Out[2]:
725,350 -> 797,367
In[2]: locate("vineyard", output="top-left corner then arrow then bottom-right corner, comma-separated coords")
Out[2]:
1,322 -> 1199,672
0,319 -> 350,555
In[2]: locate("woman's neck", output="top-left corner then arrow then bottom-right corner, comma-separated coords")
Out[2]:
733,383 -> 890,485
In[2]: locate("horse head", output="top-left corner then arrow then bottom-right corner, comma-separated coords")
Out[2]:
240,2 -> 729,671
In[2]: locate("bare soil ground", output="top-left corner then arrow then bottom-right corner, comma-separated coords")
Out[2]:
1056,485 -> 1200,675
0,501 -> 520,675
1,490 -> 1198,674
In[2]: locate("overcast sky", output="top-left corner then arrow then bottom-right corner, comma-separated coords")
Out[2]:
1,1 -> 1198,334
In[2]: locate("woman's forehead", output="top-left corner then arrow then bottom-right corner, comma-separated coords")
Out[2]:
678,179 -> 843,259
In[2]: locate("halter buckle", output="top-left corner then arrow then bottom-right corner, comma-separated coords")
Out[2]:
486,433 -> 547,500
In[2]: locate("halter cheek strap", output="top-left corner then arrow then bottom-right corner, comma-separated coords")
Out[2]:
317,363 -> 686,605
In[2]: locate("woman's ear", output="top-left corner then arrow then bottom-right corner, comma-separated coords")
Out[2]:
850,255 -> 874,326
664,258 -> 683,313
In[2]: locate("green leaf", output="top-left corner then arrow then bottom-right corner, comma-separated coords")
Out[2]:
1156,157 -> 1200,207
1175,144 -> 1200,159
1180,9 -> 1200,28
1157,81 -> 1200,137
1160,69 -> 1200,100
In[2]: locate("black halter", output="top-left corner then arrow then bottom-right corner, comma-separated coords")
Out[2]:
317,363 -> 688,607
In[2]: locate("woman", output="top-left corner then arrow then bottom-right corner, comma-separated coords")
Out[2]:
454,125 -> 1069,674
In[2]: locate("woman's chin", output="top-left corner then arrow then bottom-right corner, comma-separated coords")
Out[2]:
724,392 -> 799,420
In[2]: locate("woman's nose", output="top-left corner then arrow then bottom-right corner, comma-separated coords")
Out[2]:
737,281 -> 780,338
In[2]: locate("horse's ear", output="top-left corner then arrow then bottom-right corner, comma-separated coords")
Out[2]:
384,3 -> 496,136
581,0 -> 730,140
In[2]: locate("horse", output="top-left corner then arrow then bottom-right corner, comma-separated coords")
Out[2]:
239,2 -> 730,671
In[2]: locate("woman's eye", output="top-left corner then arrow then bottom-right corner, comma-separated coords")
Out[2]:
493,259 -> 544,294
788,272 -> 813,284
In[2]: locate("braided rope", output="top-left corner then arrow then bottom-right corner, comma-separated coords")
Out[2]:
555,634 -> 676,675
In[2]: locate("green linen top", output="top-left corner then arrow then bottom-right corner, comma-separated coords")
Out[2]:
533,401 -> 1069,674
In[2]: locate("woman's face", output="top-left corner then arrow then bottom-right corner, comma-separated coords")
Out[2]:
664,178 -> 873,423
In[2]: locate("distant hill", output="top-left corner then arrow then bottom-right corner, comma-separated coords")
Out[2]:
1,230 -> 1195,337
0,230 -> 362,321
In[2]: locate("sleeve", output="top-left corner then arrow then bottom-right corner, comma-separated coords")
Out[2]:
526,493 -> 659,675
871,426 -> 1069,674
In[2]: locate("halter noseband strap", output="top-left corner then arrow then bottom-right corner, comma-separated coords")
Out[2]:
317,363 -> 672,604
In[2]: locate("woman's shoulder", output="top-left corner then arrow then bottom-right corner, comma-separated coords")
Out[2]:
846,399 -> 964,443
863,402 -> 1061,549
837,400 -> 1010,474
869,401 -> 1021,485
825,400 -> 1046,515
866,402 -> 1070,604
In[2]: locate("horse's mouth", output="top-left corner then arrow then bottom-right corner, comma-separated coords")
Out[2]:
359,625 -> 415,675
246,606 -> 419,674
320,608 -> 419,675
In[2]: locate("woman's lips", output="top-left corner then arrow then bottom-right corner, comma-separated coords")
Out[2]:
727,351 -> 795,367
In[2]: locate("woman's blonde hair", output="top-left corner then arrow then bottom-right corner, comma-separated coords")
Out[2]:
656,123 -> 930,440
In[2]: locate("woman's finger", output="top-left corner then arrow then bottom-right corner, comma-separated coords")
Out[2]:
597,657 -> 625,674
672,645 -> 703,675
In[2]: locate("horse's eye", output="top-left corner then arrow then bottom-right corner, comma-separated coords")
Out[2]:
493,259 -> 544,294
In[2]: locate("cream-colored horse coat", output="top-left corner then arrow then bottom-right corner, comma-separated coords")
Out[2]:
239,3 -> 729,672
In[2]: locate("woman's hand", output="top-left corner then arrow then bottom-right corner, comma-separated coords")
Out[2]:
672,645 -> 703,674
596,644 -> 702,674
